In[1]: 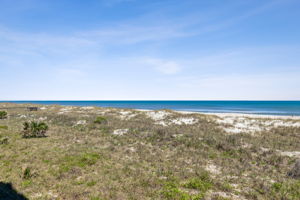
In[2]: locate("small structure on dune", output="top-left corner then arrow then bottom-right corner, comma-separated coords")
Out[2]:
0,106 -> 39,112
27,107 -> 38,111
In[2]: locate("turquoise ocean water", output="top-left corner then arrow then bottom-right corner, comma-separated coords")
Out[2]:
1,101 -> 300,116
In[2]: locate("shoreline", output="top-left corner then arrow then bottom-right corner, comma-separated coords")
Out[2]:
1,102 -> 300,120
136,109 -> 300,120
182,111 -> 300,120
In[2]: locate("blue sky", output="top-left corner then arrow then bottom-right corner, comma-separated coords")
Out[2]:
1,0 -> 300,100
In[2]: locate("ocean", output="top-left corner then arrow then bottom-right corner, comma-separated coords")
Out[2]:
1,101 -> 300,116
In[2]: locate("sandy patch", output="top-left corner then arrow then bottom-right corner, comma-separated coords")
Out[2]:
260,147 -> 300,158
155,117 -> 198,126
216,116 -> 300,134
146,111 -> 171,121
171,117 -> 198,125
113,129 -> 128,136
58,107 -> 74,114
204,112 -> 300,120
278,151 -> 300,158
263,120 -> 300,127
76,120 -> 87,125
210,191 -> 246,200
47,190 -> 58,198
119,111 -> 137,120
80,106 -> 95,110
38,117 -> 47,121
60,107 -> 74,112
205,162 -> 221,175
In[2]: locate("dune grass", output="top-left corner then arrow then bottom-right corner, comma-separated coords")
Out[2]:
0,103 -> 299,200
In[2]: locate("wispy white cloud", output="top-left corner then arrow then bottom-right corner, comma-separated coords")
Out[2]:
0,0 -> 289,53
0,0 -> 299,100
164,72 -> 300,100
142,58 -> 181,75
77,25 -> 188,45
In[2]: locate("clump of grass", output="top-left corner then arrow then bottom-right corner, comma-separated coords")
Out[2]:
21,121 -> 48,138
0,125 -> 8,129
161,181 -> 191,200
219,181 -> 233,192
22,166 -> 33,179
183,171 -> 213,198
184,177 -> 212,191
161,173 -> 212,200
22,180 -> 32,188
212,196 -> 231,200
86,180 -> 97,187
90,197 -> 102,200
59,152 -> 101,173
0,111 -> 7,119
0,137 -> 8,145
1,103 -> 300,199
271,181 -> 300,200
162,183 -> 189,200
94,116 -> 107,124
162,183 -> 204,200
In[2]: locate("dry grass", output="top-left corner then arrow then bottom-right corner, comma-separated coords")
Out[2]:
0,103 -> 300,200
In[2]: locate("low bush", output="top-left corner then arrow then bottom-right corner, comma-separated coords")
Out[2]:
162,182 -> 190,200
22,167 -> 33,179
0,137 -> 8,145
271,181 -> 300,199
0,111 -> 7,119
94,116 -> 107,124
59,152 -> 101,173
0,125 -> 8,129
183,171 -> 213,197
162,180 -> 204,200
22,121 -> 49,138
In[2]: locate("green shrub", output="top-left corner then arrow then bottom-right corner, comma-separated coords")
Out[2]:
0,111 -> 7,119
90,197 -> 102,200
161,178 -> 208,200
22,180 -> 32,188
219,182 -> 233,192
87,180 -> 97,187
94,116 -> 107,124
22,121 -> 49,138
22,167 -> 33,179
0,137 -> 8,145
183,172 -> 212,194
0,125 -> 8,130
184,178 -> 212,192
59,153 -> 101,173
162,182 -> 190,200
271,181 -> 300,199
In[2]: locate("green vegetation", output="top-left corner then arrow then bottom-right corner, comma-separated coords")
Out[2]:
87,180 -> 97,187
271,181 -> 300,200
0,103 -> 299,199
59,152 -> 101,173
22,167 -> 33,180
161,173 -> 213,200
0,136 -> 8,144
0,125 -> 8,129
162,182 -> 191,200
0,110 -> 7,119
94,116 -> 107,124
21,121 -> 48,138
183,173 -> 213,193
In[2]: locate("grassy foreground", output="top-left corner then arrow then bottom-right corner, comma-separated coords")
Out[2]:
0,103 -> 299,200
